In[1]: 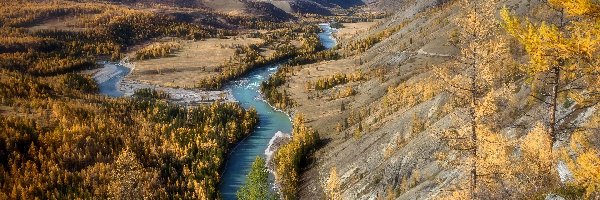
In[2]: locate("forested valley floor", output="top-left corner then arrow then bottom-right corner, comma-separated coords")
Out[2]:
2,0 -> 600,200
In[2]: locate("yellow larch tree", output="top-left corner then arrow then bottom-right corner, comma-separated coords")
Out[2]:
502,0 -> 600,148
436,0 -> 514,198
564,109 -> 600,198
274,114 -> 319,200
108,148 -> 165,200
514,123 -> 558,197
325,167 -> 341,200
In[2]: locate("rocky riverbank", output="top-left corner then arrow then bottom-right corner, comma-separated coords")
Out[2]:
92,61 -> 234,104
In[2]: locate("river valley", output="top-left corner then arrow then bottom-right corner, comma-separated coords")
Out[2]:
95,23 -> 336,200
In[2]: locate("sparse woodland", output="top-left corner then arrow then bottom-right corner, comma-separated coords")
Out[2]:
307,71 -> 364,91
253,0 -> 599,199
264,0 -> 599,199
343,0 -> 600,199
261,46 -> 341,110
341,20 -> 410,56
433,0 -> 600,198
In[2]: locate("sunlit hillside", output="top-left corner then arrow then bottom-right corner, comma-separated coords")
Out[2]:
0,0 -> 598,200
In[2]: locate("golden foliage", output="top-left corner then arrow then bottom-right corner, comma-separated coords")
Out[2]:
411,113 -> 425,135
502,0 -> 600,134
341,20 -> 411,56
325,167 -> 341,200
0,1 -> 337,199
0,92 -> 258,199
565,111 -> 600,198
0,1 -> 104,27
513,123 -> 558,196
133,41 -> 181,61
308,71 -> 364,91
549,0 -> 600,16
333,86 -> 357,99
382,77 -> 441,114
108,149 -> 165,199
437,0 -> 518,198
438,0 -> 599,198
274,114 -> 319,200
440,122 -> 562,199
199,27 -> 323,90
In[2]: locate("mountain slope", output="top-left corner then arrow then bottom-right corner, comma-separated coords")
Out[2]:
263,0 -> 367,15
101,0 -> 366,15
291,2 -> 461,198
363,0 -> 451,12
273,0 -> 600,199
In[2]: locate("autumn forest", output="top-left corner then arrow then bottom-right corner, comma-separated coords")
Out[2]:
1,0 -> 600,200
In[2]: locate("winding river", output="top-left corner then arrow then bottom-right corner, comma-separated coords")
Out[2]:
95,61 -> 131,97
219,23 -> 336,199
96,23 -> 337,200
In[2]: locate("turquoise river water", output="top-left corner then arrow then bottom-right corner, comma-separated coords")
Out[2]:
97,23 -> 336,200
219,23 -> 336,199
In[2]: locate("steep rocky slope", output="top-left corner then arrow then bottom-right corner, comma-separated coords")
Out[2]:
291,2 -> 461,198
274,0 -> 599,199
363,0 -> 450,13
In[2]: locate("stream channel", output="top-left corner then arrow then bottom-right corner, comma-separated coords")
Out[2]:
96,23 -> 337,200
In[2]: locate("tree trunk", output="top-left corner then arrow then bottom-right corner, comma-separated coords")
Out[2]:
470,46 -> 478,199
549,65 -> 560,147
549,9 -> 565,150
470,78 -> 478,199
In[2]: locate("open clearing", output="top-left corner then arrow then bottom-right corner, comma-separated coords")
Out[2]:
335,21 -> 379,41
28,15 -> 89,32
270,1 -> 293,13
202,0 -> 247,15
127,37 -> 264,88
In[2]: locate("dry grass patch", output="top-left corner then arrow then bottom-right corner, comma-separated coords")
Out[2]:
203,0 -> 247,15
270,1 -> 293,13
335,21 -> 379,41
127,37 -> 264,88
28,15 -> 90,32
282,58 -> 363,128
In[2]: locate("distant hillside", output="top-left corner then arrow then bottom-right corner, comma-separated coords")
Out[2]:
101,0 -> 367,17
267,0 -> 366,15
98,0 -> 294,21
245,1 -> 295,22
310,0 -> 365,9
99,0 -> 200,7
289,0 -> 332,15
364,0 -> 450,12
